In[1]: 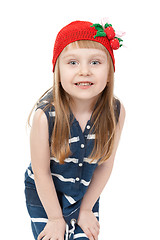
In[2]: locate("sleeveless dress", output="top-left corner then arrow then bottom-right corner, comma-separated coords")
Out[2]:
24,89 -> 121,240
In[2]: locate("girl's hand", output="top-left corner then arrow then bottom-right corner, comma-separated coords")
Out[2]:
77,209 -> 100,240
37,217 -> 66,240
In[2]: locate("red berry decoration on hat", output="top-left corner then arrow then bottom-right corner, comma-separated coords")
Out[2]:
91,21 -> 124,50
104,23 -> 115,40
110,38 -> 120,50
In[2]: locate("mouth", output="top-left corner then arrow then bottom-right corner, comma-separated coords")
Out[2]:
75,82 -> 93,86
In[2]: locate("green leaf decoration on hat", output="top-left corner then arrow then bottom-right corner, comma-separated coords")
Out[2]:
115,36 -> 123,42
90,24 -> 106,39
104,23 -> 112,28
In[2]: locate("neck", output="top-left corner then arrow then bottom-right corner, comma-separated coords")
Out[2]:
69,97 -> 98,116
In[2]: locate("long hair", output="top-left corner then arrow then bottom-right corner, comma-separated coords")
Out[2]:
27,40 -> 119,166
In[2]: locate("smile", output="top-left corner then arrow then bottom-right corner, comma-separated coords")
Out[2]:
75,82 -> 93,86
74,82 -> 93,89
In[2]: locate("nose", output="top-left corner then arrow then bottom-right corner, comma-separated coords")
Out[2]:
79,63 -> 91,76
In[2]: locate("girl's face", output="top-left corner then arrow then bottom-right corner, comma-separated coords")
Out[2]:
58,45 -> 110,105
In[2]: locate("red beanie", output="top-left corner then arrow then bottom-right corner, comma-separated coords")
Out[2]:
52,20 -> 117,72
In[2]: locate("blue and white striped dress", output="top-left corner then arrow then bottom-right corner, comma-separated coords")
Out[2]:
24,90 -> 121,239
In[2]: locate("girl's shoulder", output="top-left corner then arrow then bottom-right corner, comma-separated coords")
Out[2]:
34,89 -> 55,146
36,89 -> 55,114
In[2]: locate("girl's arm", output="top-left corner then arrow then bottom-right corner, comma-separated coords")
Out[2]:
30,108 -> 63,220
80,103 -> 126,211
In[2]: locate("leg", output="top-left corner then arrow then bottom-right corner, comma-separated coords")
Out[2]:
26,204 -> 48,239
25,186 -> 49,239
31,221 -> 40,240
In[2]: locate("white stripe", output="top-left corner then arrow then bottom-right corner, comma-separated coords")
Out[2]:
31,217 -> 48,223
69,136 -> 80,143
50,157 -> 59,162
65,224 -> 69,240
64,158 -> 79,164
27,168 -> 34,180
80,179 -> 90,186
86,134 -> 95,139
50,157 -> 78,164
39,100 -> 49,104
93,212 -> 99,217
83,158 -> 97,164
74,233 -> 88,239
50,157 -> 97,164
69,207 -> 80,216
52,173 -> 90,186
64,194 -> 76,204
49,111 -> 55,117
52,173 -> 75,183
69,219 -> 76,238
28,167 -> 90,187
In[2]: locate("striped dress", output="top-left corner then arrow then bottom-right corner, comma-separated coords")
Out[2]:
24,90 -> 121,240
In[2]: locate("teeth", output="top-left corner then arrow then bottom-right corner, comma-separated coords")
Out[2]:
76,82 -> 92,86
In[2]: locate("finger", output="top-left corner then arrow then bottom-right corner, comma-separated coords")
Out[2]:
96,221 -> 100,229
94,226 -> 100,235
84,228 -> 94,240
90,227 -> 98,239
50,237 -> 63,240
37,230 -> 45,240
41,237 -> 49,240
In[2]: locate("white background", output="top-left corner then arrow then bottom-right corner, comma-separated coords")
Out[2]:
0,0 -> 160,239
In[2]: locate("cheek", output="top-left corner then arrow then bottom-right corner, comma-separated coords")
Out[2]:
59,67 -> 66,84
99,67 -> 109,84
59,77 -> 68,90
59,65 -> 72,82
59,69 -> 70,91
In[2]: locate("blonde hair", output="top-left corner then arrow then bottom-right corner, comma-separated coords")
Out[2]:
27,40 -> 119,166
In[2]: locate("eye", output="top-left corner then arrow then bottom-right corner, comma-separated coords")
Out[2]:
91,60 -> 101,65
68,60 -> 78,65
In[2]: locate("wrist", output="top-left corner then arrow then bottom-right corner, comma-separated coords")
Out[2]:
48,216 -> 64,222
80,208 -> 92,212
80,200 -> 93,212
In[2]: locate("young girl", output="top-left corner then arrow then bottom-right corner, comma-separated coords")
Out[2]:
24,20 -> 126,240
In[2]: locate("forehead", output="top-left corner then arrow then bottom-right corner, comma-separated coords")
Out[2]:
60,45 -> 108,60
60,40 -> 109,57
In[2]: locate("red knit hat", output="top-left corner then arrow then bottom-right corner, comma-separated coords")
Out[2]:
52,20 -> 124,72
